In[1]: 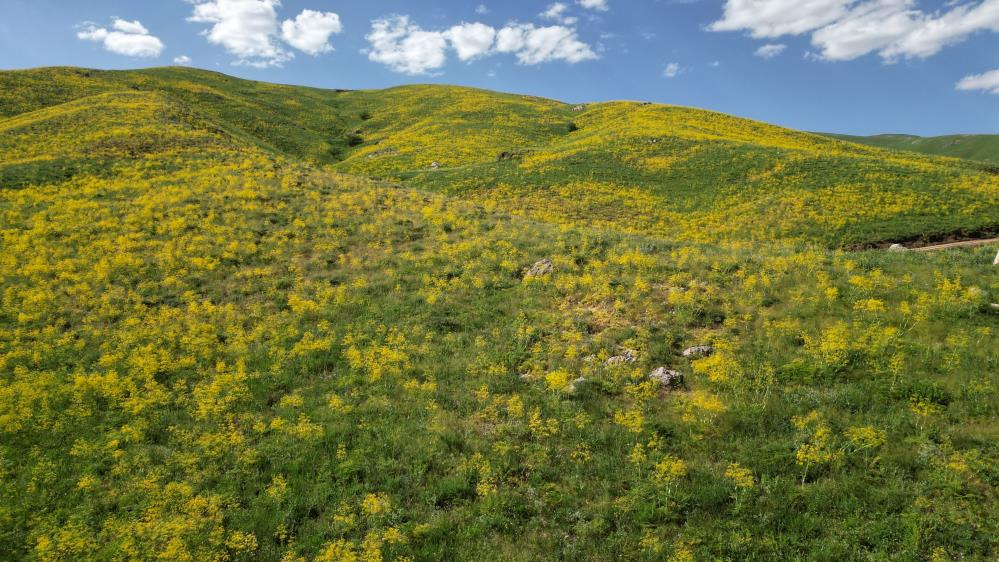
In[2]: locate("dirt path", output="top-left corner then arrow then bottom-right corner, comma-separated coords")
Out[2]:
910,237 -> 999,252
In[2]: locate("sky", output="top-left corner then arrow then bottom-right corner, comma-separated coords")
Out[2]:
2,0 -> 998,136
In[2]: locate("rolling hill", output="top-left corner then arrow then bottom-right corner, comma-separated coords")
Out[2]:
824,132 -> 999,164
3,66 -> 999,248
1,67 -> 997,561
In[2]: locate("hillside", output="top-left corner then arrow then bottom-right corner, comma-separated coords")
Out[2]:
824,132 -> 999,164
1,67 -> 998,561
3,67 -> 999,247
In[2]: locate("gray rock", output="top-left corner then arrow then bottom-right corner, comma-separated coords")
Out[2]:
524,258 -> 554,278
993,249 -> 999,266
496,151 -> 513,162
605,349 -> 637,366
430,161 -> 441,169
571,105 -> 586,111
682,345 -> 715,359
888,244 -> 908,252
649,367 -> 683,388
366,147 -> 398,159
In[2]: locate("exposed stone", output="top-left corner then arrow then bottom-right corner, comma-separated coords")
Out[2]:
649,367 -> 683,388
888,244 -> 908,252
569,376 -> 588,393
496,151 -> 513,162
605,349 -> 637,366
524,258 -> 554,278
682,345 -> 715,359
994,249 -> 999,266
430,161 -> 441,169
572,105 -> 586,112
366,147 -> 398,159
582,355 -> 596,363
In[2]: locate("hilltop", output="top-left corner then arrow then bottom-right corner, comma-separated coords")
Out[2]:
824,132 -> 999,164
1,67 -> 997,561
3,66 -> 999,247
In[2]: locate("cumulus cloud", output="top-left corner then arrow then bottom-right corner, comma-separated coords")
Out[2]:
755,43 -> 787,58
541,3 -> 578,25
578,0 -> 609,10
496,23 -> 597,64
174,55 -> 193,65
446,22 -> 497,60
709,0 -> 852,37
77,18 -> 164,58
281,10 -> 342,55
187,0 -> 341,67
710,0 -> 999,63
957,68 -> 999,94
664,62 -> 681,77
365,16 -> 597,74
366,16 -> 449,75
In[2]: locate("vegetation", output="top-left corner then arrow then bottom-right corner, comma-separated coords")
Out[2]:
1,66 -> 997,561
823,133 -> 999,165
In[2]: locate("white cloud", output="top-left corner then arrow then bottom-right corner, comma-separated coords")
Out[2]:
111,19 -> 150,35
711,0 -> 999,63
188,0 -> 290,67
366,16 -> 449,75
77,18 -> 164,58
280,10 -> 342,55
475,4 -> 490,15
174,55 -> 193,65
365,16 -> 597,74
495,23 -> 597,64
709,0 -> 852,38
664,62 -> 681,77
446,22 -> 497,61
578,0 -> 609,10
541,3 -> 578,25
957,68 -> 999,94
755,43 -> 787,58
188,0 -> 342,67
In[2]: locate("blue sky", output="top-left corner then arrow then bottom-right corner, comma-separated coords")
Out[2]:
2,0 -> 998,136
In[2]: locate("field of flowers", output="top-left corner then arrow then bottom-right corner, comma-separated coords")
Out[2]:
1,67 -> 997,560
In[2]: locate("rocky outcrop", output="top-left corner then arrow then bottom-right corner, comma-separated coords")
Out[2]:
682,345 -> 715,359
606,349 -> 637,366
649,367 -> 683,388
524,258 -> 554,279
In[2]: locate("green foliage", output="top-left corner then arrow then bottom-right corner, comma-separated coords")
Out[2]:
825,132 -> 999,164
0,66 -> 997,561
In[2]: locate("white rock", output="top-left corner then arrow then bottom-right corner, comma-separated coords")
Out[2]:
605,349 -> 637,366
682,345 -> 715,359
649,367 -> 683,388
524,258 -> 554,278
889,244 -> 908,252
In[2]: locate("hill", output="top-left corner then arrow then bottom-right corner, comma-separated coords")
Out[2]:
1,67 -> 997,561
2,66 -> 999,248
824,132 -> 999,164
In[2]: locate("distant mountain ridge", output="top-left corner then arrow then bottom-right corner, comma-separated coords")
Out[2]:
821,132 -> 999,164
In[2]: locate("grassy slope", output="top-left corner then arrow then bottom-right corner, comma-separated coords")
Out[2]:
1,68 -> 998,561
2,66 -> 999,247
824,133 -> 999,164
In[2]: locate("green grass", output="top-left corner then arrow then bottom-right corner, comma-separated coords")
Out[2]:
0,66 -> 997,561
823,133 -> 999,165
